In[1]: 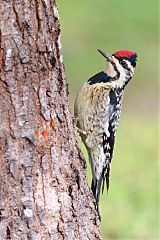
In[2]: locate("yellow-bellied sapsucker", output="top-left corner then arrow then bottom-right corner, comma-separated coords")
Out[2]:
74,49 -> 137,216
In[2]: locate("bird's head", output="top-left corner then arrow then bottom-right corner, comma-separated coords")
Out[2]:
98,49 -> 138,86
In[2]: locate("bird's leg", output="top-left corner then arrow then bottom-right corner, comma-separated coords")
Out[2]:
74,117 -> 87,135
85,136 -> 94,149
77,127 -> 87,136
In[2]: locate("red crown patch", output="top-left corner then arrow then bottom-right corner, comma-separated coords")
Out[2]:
113,50 -> 136,59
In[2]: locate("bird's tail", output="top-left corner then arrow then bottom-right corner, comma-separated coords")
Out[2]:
91,177 -> 102,220
91,164 -> 110,203
88,149 -> 111,219
90,159 -> 110,219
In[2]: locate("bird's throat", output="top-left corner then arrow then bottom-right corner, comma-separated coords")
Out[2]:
104,62 -> 117,78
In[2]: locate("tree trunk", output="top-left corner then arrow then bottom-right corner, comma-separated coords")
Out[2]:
0,1 -> 101,239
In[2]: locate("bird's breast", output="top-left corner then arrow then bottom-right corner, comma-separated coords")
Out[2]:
75,83 -> 124,136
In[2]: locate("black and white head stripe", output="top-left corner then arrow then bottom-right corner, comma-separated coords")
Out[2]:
113,50 -> 138,67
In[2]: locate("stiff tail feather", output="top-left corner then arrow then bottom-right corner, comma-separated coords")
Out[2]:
88,148 -> 111,219
91,177 -> 102,220
91,163 -> 110,220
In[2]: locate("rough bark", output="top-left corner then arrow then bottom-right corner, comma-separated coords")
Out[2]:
0,1 -> 101,239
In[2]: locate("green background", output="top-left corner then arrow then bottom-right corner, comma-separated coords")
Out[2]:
57,1 -> 159,239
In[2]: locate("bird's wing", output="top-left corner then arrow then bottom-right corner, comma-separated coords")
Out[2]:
91,98 -> 117,194
102,124 -> 115,193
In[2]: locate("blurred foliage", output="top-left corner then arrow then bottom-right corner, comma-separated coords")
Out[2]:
57,0 -> 159,239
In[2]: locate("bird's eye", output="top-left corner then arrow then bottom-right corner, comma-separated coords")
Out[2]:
120,60 -> 127,67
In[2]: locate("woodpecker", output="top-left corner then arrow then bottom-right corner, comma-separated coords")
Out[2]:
74,49 -> 137,216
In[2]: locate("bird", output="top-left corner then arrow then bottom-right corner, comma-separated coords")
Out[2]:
74,49 -> 138,217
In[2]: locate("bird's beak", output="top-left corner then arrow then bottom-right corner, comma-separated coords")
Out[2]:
98,49 -> 113,63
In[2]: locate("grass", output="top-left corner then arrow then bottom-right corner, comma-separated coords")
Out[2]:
57,1 -> 159,239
